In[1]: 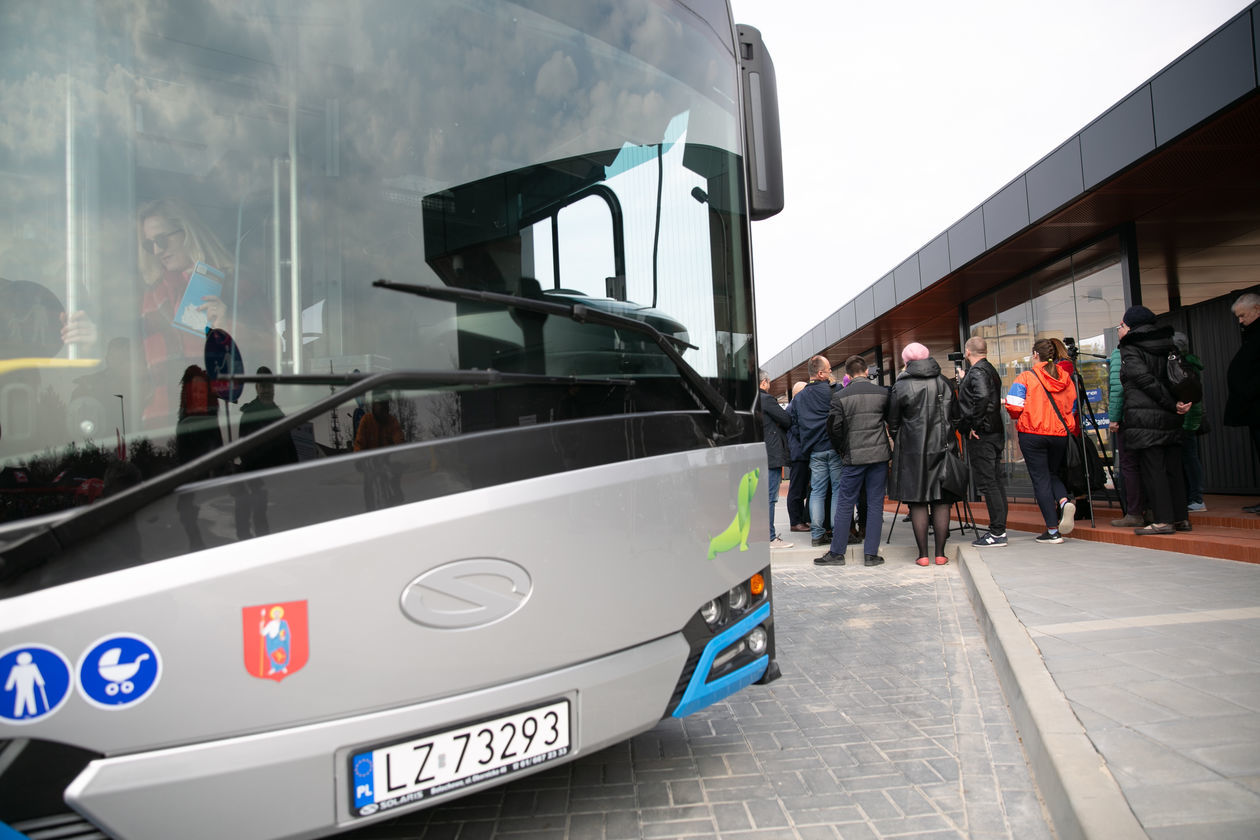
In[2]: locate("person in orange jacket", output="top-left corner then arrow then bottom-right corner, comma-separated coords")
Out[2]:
1006,338 -> 1079,543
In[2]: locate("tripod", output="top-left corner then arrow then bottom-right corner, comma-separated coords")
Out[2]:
1063,346 -> 1118,527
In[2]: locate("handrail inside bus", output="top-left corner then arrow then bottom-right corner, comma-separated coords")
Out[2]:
372,279 -> 743,443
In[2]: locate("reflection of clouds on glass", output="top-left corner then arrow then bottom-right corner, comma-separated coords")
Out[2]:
1,0 -> 738,374
535,51 -> 578,100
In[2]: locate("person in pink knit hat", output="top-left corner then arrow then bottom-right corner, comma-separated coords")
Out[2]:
887,342 -> 960,566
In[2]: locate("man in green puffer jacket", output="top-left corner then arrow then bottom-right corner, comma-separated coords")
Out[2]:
1173,332 -> 1206,513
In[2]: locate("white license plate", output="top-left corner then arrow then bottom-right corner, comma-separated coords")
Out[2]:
350,699 -> 571,817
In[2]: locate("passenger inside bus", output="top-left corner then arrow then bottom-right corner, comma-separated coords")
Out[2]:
60,199 -> 259,431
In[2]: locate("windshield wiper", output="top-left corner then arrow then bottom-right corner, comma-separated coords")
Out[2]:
0,368 -> 631,582
373,279 -> 743,442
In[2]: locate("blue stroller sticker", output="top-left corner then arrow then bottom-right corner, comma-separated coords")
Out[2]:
77,635 -> 162,710
0,644 -> 72,725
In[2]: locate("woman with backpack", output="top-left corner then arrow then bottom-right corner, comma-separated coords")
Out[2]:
1005,338 -> 1078,543
1117,306 -> 1193,535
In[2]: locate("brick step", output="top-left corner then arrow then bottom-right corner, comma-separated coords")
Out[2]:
881,496 -> 1260,564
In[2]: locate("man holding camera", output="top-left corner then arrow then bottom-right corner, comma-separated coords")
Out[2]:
956,337 -> 1008,546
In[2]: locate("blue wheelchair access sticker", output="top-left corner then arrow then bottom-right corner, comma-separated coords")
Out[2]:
77,635 -> 162,710
0,644 -> 72,725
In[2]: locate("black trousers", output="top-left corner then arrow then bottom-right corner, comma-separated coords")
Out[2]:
786,458 -> 810,525
968,433 -> 1007,534
1136,443 -> 1187,524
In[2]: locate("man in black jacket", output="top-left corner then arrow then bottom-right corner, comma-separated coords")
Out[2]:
957,337 -> 1008,547
1226,293 -> 1260,513
758,370 -> 794,548
816,355 -> 890,566
790,356 -> 843,546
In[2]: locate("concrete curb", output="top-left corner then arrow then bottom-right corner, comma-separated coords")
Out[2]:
956,544 -> 1148,840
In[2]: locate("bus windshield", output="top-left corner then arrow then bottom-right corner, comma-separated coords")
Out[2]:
0,0 -> 756,534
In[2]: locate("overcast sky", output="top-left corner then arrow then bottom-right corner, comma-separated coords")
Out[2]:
730,0 -> 1254,363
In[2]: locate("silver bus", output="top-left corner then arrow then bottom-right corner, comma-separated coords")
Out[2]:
0,2 -> 784,838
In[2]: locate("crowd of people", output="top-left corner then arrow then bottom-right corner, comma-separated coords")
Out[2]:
759,292 -> 1260,565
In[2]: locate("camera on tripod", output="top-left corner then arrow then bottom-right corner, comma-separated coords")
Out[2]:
1063,337 -> 1080,361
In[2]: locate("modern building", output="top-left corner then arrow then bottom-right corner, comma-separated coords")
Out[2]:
763,2 -> 1260,497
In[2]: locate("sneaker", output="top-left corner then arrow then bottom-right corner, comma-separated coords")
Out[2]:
972,532 -> 1008,548
1110,514 -> 1144,527
863,554 -> 885,566
769,537 -> 794,549
1057,500 -> 1076,535
813,551 -> 845,566
1035,531 -> 1064,544
1186,501 -> 1206,512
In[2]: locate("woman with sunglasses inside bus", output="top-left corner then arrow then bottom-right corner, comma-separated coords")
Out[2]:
62,198 -> 238,429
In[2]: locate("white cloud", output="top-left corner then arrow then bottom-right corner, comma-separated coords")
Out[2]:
733,0 -> 1254,362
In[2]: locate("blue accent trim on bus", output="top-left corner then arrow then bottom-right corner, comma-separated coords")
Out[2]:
671,602 -> 771,718
0,821 -> 30,840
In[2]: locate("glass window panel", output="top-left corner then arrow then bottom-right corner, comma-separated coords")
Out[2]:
0,0 -> 752,529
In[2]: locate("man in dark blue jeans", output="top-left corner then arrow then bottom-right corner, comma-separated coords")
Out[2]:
815,355 -> 891,567
789,355 -> 841,547
758,369 -> 793,549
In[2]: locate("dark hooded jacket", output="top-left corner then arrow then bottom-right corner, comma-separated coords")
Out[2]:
1119,323 -> 1182,450
956,356 -> 1004,438
758,390 -> 792,470
789,379 -> 838,455
887,359 -> 958,502
826,377 -> 891,465
1225,319 -> 1260,428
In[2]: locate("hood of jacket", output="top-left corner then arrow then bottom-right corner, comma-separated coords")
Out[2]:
902,358 -> 942,379
1032,362 -> 1072,393
1119,323 -> 1175,353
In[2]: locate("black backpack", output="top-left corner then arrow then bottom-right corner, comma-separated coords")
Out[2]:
1165,349 -> 1202,403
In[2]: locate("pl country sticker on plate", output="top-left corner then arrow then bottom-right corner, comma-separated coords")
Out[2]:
76,634 -> 162,710
0,644 -> 73,725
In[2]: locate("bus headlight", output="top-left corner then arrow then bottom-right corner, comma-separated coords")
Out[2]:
727,584 -> 749,612
746,626 -> 768,656
700,599 -> 724,627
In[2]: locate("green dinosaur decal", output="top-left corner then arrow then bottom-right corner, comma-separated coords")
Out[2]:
707,468 -> 760,560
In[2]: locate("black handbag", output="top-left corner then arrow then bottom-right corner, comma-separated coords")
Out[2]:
937,384 -> 968,501
1038,378 -> 1098,495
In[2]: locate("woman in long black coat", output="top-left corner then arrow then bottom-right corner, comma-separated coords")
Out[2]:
888,343 -> 960,566
1117,305 -> 1191,534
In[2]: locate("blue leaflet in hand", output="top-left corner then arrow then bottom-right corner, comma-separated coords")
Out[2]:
172,262 -> 225,336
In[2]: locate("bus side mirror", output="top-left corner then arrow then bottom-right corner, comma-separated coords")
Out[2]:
737,24 -> 784,221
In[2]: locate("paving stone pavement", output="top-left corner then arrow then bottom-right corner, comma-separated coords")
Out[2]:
342,516 -> 1055,840
978,535 -> 1260,840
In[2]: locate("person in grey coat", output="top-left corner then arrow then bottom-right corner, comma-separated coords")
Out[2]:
814,355 -> 890,567
758,370 -> 793,548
